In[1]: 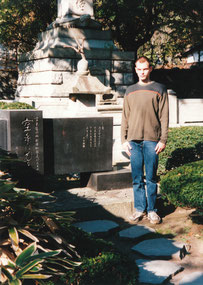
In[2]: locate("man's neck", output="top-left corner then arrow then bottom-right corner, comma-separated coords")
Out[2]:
138,80 -> 153,85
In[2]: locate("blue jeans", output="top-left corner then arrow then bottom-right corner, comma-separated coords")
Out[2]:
130,140 -> 158,213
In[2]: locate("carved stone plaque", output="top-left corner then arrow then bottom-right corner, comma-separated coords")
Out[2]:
0,110 -> 44,174
43,117 -> 113,174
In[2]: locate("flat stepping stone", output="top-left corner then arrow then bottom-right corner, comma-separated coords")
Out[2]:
73,220 -> 119,234
136,259 -> 183,284
179,271 -> 203,284
119,224 -> 155,239
132,238 -> 185,258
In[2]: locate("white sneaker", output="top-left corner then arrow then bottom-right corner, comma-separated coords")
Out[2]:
148,212 -> 161,224
129,211 -> 145,222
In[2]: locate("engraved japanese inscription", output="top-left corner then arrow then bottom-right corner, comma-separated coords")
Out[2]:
0,110 -> 44,173
43,117 -> 113,174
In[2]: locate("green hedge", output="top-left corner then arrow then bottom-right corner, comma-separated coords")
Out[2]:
158,126 -> 203,175
160,160 -> 203,209
0,101 -> 34,109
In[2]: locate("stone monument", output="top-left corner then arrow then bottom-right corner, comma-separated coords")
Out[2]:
0,110 -> 44,174
16,0 -> 135,166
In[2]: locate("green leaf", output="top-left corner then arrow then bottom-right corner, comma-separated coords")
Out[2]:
15,259 -> 43,279
18,229 -> 39,242
1,267 -> 13,281
26,250 -> 61,263
29,265 -> 42,273
21,274 -> 52,279
0,181 -> 15,194
6,259 -> 16,270
44,260 -> 72,270
9,227 -> 19,246
8,279 -> 22,285
16,242 -> 37,267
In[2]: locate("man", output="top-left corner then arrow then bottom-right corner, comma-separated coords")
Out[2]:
121,56 -> 169,224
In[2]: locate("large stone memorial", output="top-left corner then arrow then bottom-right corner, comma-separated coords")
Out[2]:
43,117 -> 113,174
16,0 -> 135,167
0,110 -> 44,173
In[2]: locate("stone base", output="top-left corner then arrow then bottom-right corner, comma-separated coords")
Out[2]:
87,168 -> 132,191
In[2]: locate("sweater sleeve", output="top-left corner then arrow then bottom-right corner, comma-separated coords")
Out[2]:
159,87 -> 169,144
121,94 -> 130,144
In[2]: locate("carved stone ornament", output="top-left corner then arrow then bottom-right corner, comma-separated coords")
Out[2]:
75,0 -> 86,12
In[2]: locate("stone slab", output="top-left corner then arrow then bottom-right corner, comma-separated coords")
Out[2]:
132,238 -> 185,258
45,187 -> 134,221
136,259 -> 183,284
87,168 -> 132,191
19,48 -> 133,62
179,271 -> 203,285
119,225 -> 155,239
73,220 -> 119,234
36,38 -> 116,51
0,110 -> 44,173
38,27 -> 113,42
43,117 -> 113,174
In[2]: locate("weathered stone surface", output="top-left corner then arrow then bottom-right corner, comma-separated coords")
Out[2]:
18,71 -> 63,85
18,58 -> 72,73
136,259 -> 183,284
57,0 -> 94,19
119,225 -> 155,239
115,85 -> 128,97
39,27 -> 113,42
112,51 -> 135,60
36,38 -> 116,51
73,220 -> 119,233
87,168 -> 132,191
43,117 -> 113,174
113,60 -> 133,73
124,73 -> 134,85
132,238 -> 185,258
179,271 -> 203,285
111,73 -> 123,85
91,59 -> 112,72
0,110 -> 44,173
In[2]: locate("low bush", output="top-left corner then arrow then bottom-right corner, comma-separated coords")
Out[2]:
158,126 -> 203,175
0,101 -> 34,109
64,251 -> 138,285
160,160 -> 203,209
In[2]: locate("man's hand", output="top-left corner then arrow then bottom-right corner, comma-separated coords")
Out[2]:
122,141 -> 132,156
155,141 -> 166,154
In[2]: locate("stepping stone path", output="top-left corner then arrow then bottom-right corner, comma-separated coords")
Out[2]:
73,220 -> 119,233
136,259 -> 182,284
132,237 -> 185,258
73,219 -> 203,284
179,271 -> 203,285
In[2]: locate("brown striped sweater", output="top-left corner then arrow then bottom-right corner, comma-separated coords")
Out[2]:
121,81 -> 169,144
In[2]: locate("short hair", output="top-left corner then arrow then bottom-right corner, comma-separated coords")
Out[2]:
135,56 -> 151,67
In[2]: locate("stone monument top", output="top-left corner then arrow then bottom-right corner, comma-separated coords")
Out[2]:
58,0 -> 94,19
50,0 -> 101,28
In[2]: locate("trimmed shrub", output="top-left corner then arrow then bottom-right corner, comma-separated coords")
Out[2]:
0,101 -> 34,109
160,160 -> 203,209
158,126 -> 203,175
64,252 -> 138,285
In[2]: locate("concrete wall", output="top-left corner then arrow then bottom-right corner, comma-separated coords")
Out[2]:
168,91 -> 203,125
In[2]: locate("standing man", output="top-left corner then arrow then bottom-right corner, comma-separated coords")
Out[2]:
121,56 -> 169,224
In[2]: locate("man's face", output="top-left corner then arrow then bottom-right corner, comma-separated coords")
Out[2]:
135,61 -> 152,83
